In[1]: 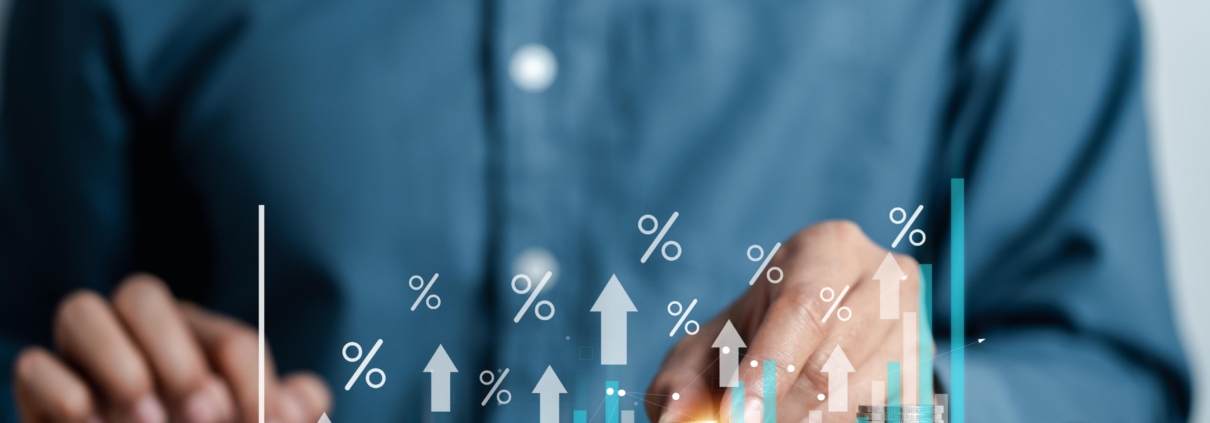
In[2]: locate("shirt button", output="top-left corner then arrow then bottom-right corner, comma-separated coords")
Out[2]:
513,247 -> 560,289
509,44 -> 558,92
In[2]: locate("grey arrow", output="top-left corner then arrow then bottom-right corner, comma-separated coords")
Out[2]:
423,345 -> 458,412
591,275 -> 637,365
821,345 -> 856,412
712,320 -> 747,387
873,252 -> 906,319
533,366 -> 566,423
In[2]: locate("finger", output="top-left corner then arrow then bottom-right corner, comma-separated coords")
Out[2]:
111,275 -> 214,417
13,347 -> 98,423
280,372 -> 330,423
14,377 -> 50,423
645,312 -> 735,423
727,221 -> 876,419
181,376 -> 237,423
53,290 -> 165,423
181,302 -> 281,423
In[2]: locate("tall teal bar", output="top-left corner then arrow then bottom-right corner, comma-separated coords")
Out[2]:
606,381 -> 619,423
762,360 -> 776,423
888,362 -> 901,422
951,178 -> 965,423
920,264 -> 934,406
574,410 -> 587,423
732,382 -> 745,423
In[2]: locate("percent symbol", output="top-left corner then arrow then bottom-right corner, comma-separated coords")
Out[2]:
638,212 -> 682,263
889,206 -> 926,248
747,243 -> 784,285
342,339 -> 385,390
667,299 -> 699,337
479,368 -> 511,406
512,271 -> 556,322
820,286 -> 852,323
409,273 -> 440,311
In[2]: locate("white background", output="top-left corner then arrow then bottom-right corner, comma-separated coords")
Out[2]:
0,0 -> 1205,421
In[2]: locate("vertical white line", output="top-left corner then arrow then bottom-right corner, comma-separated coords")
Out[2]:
258,205 -> 265,423
872,381 -> 885,406
903,311 -> 918,405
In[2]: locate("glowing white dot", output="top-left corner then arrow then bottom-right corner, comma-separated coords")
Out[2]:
817,393 -> 826,401
750,360 -> 759,367
619,389 -> 626,397
787,364 -> 796,373
672,393 -> 681,400
606,388 -> 615,396
509,44 -> 558,92
722,346 -> 731,355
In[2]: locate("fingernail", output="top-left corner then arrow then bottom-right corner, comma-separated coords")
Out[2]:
133,396 -> 166,423
184,390 -> 217,423
744,397 -> 763,423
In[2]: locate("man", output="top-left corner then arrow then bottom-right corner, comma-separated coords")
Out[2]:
0,0 -> 1190,422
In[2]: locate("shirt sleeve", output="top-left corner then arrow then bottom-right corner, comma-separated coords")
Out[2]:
0,0 -> 135,419
932,0 -> 1191,421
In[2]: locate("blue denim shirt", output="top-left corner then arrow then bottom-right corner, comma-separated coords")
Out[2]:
0,0 -> 1190,421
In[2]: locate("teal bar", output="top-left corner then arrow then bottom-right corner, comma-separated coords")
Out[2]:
762,360 -> 776,423
606,381 -> 619,423
951,178 -> 964,423
574,410 -> 587,423
732,382 -> 745,423
888,362 -> 901,422
920,264 -> 934,406
857,419 -> 870,423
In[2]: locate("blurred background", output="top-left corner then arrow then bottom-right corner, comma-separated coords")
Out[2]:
0,0 -> 1204,421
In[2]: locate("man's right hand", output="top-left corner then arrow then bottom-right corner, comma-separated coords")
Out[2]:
12,274 -> 331,423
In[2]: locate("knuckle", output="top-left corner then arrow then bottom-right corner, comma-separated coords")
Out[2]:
49,384 -> 92,421
799,349 -> 832,391
215,329 -> 258,368
107,361 -> 154,404
782,287 -> 828,338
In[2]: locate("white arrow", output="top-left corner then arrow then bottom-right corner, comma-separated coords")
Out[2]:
874,253 -> 907,319
821,345 -> 856,412
533,366 -> 566,423
317,413 -> 332,423
423,345 -> 458,412
591,275 -> 637,365
712,320 -> 746,387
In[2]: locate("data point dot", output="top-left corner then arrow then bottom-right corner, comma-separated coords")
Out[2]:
750,360 -> 758,367
787,364 -> 796,373
673,393 -> 681,400
607,388 -> 615,395
817,393 -> 826,401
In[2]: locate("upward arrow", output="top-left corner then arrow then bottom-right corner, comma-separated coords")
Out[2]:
820,345 -> 856,412
533,366 -> 566,423
317,413 -> 332,423
423,345 -> 458,412
712,320 -> 747,387
874,252 -> 907,319
591,275 -> 637,365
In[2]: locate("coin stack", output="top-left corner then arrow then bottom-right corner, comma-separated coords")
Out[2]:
856,405 -> 945,422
